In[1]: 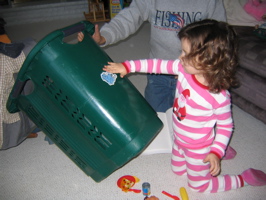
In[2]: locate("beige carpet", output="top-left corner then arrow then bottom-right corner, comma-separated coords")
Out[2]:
1,105 -> 266,200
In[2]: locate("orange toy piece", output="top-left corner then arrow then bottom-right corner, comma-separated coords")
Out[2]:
117,175 -> 141,193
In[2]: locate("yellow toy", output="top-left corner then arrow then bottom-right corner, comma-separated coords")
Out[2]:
179,187 -> 189,200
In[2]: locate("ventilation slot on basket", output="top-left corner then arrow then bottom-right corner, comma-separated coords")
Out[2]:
59,140 -> 69,151
42,76 -> 57,94
42,75 -> 112,151
89,126 -> 112,150
75,157 -> 87,169
69,150 -> 90,170
44,124 -> 55,138
27,105 -> 39,120
26,96 -> 87,173
71,109 -> 112,150
27,106 -> 48,128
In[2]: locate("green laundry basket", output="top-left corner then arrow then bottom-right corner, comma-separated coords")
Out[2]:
7,21 -> 163,182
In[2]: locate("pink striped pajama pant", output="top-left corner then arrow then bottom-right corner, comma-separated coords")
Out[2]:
171,141 -> 243,193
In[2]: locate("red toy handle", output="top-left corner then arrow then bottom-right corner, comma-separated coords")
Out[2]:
128,189 -> 141,193
162,191 -> 180,200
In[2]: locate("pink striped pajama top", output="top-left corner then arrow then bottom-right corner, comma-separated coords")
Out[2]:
123,59 -> 233,159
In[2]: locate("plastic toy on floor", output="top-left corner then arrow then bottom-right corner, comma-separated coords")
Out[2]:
162,191 -> 180,200
179,187 -> 189,200
117,175 -> 141,193
142,182 -> 151,196
144,196 -> 159,200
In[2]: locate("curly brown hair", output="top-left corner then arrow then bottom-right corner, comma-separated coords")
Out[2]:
178,19 -> 239,93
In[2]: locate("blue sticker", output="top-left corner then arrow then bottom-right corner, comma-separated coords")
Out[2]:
101,72 -> 117,86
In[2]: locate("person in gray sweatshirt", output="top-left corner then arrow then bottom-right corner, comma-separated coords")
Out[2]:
78,0 -> 236,160
80,0 -> 226,112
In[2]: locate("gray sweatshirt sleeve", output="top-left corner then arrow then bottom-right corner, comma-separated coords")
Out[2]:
100,0 -> 151,47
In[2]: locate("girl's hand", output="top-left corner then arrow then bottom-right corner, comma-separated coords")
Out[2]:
103,62 -> 128,78
203,153 -> 221,176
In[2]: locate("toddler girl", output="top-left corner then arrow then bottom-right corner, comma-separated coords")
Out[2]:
103,19 -> 266,193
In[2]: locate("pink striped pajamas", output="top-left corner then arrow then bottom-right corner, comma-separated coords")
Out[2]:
123,59 -> 244,193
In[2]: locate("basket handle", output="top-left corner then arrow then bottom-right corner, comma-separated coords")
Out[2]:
12,80 -> 26,99
6,21 -> 95,113
61,21 -> 95,37
10,21 -> 93,99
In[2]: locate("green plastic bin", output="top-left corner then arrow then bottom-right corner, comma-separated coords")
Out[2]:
7,21 -> 163,182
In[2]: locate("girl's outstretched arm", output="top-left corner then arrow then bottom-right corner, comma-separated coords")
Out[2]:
103,62 -> 128,78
